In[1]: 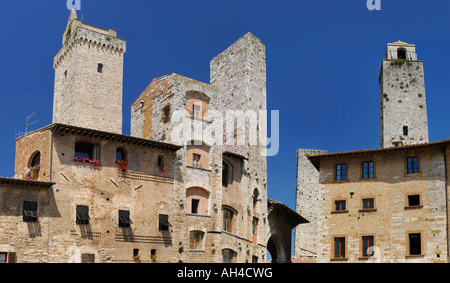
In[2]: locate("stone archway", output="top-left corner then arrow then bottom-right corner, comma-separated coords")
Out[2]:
267,234 -> 287,263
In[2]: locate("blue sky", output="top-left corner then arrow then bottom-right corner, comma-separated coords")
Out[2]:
1,0 -> 450,215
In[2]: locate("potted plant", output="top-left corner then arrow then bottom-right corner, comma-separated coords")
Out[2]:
116,160 -> 128,172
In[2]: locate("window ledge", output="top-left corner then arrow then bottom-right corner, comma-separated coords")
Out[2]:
406,254 -> 424,258
331,210 -> 349,214
330,258 -> 348,261
404,205 -> 423,210
404,173 -> 421,177
359,208 -> 377,213
186,165 -> 212,172
333,180 -> 349,183
360,177 -> 376,181
186,213 -> 211,218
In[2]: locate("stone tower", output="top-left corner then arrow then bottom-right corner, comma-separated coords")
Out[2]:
379,41 -> 429,148
52,9 -> 126,134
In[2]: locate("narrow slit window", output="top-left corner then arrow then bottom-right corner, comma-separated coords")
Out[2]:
403,126 -> 409,136
98,63 -> 103,73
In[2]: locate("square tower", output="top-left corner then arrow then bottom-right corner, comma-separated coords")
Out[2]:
379,41 -> 429,148
52,9 -> 126,134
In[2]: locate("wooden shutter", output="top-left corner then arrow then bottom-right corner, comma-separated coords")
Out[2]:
8,252 -> 17,263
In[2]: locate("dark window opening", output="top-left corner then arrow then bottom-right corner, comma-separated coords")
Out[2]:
119,210 -> 132,228
398,49 -> 407,60
98,64 -> 103,73
75,142 -> 95,160
191,199 -> 200,214
159,214 -> 171,231
407,157 -> 419,174
334,237 -> 346,259
162,105 -> 171,124
403,126 -> 409,136
23,201 -> 38,222
336,164 -> 347,181
116,148 -> 126,161
76,205 -> 91,225
362,198 -> 374,210
408,195 -> 421,207
362,161 -> 374,179
362,236 -> 374,257
335,200 -> 346,212
222,163 -> 229,187
409,233 -> 422,256
30,152 -> 41,167
253,189 -> 259,211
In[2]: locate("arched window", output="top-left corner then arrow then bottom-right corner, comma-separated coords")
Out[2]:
116,148 -> 127,161
223,206 -> 237,233
252,189 -> 259,211
30,151 -> 41,167
397,49 -> 406,60
223,249 -> 237,263
186,187 -> 210,215
189,231 -> 205,250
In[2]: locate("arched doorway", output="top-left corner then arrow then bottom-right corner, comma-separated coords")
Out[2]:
267,235 -> 286,263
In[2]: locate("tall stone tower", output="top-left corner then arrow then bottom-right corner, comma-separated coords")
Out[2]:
52,9 -> 126,134
379,41 -> 429,148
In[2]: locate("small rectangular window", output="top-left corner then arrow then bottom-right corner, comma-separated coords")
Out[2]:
335,200 -> 346,212
98,64 -> 103,73
334,237 -> 346,259
362,161 -> 374,179
0,253 -> 7,263
408,195 -> 421,207
362,198 -> 374,210
159,214 -> 171,231
407,157 -> 419,174
403,126 -> 409,136
336,164 -> 347,181
23,201 -> 38,222
76,205 -> 91,225
409,233 -> 422,256
119,210 -> 132,228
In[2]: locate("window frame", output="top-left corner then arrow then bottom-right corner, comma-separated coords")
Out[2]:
333,199 -> 348,213
335,164 -> 347,181
407,232 -> 423,257
74,141 -> 99,161
189,230 -> 205,250
223,207 -> 236,233
23,201 -> 38,223
192,154 -> 201,168
362,161 -> 375,179
118,210 -> 133,228
76,205 -> 91,225
332,236 -> 347,260
406,156 -> 420,175
361,235 -> 375,258
405,194 -> 422,209
158,214 -> 171,232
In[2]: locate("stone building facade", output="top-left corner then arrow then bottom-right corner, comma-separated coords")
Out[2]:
0,9 -> 305,263
295,41 -> 450,263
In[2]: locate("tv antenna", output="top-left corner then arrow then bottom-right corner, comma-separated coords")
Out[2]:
25,112 -> 39,134
16,112 -> 39,138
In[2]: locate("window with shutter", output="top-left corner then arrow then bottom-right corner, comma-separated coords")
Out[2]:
158,214 -> 171,231
119,210 -> 132,228
23,201 -> 38,222
76,205 -> 91,225
81,254 -> 95,263
7,252 -> 17,263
